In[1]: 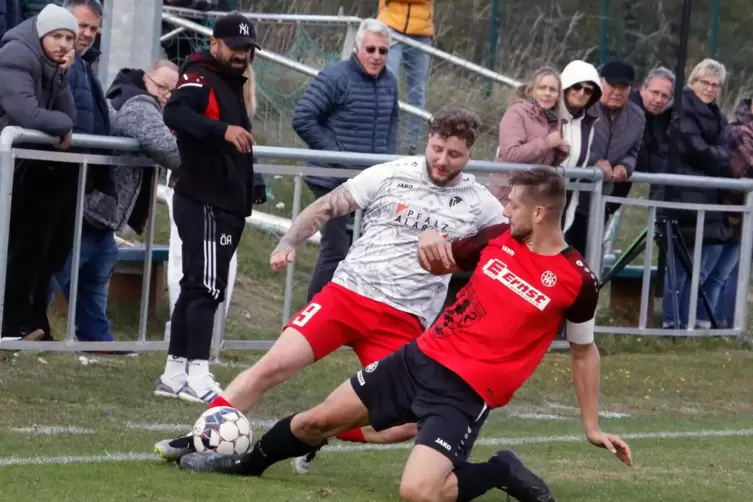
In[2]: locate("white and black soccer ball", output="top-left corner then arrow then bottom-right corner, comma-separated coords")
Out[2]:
192,406 -> 252,456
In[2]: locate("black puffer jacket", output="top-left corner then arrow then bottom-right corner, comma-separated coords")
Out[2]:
664,88 -> 733,245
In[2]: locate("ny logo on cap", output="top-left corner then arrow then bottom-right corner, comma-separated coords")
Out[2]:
239,23 -> 249,35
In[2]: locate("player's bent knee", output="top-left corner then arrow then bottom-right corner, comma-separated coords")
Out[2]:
291,406 -> 340,441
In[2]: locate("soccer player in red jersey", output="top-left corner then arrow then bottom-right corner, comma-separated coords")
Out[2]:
179,167 -> 633,502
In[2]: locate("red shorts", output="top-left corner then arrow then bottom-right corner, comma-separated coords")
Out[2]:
285,282 -> 423,366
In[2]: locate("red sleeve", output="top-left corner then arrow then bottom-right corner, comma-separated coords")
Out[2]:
563,250 -> 599,324
163,72 -> 227,140
451,223 -> 510,272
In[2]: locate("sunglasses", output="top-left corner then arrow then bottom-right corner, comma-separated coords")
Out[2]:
364,46 -> 389,55
570,83 -> 595,96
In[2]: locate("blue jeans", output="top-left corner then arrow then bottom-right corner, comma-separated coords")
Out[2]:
662,242 -> 741,328
387,33 -> 431,153
50,226 -> 119,342
716,262 -> 739,327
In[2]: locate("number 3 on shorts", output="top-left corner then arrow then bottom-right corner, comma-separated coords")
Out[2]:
292,303 -> 322,328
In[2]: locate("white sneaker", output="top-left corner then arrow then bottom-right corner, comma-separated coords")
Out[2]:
292,455 -> 313,475
178,373 -> 223,404
154,377 -> 185,399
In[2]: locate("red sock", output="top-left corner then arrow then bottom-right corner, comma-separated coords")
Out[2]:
336,428 -> 366,443
207,396 -> 234,410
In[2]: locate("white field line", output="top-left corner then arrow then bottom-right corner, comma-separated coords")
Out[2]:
8,426 -> 95,435
124,420 -> 277,431
2,428 -> 753,466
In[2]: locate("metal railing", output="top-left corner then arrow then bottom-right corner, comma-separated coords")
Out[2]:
593,171 -> 753,338
0,128 -> 159,352
160,13 -> 433,122
0,129 -> 601,353
161,6 -> 522,88
1,130 -> 750,354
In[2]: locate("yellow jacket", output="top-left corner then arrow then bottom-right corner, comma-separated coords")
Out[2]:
377,0 -> 434,38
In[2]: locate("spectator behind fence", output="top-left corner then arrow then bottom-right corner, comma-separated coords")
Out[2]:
163,63 -> 263,343
47,0 -> 113,341
377,0 -> 432,154
662,58 -> 734,329
158,12 -> 260,403
48,60 -> 181,345
60,0 -> 112,193
630,67 -> 674,200
558,60 -> 602,233
293,17 -> 399,302
565,60 -> 645,256
488,66 -> 567,205
715,96 -> 753,327
0,4 -> 78,341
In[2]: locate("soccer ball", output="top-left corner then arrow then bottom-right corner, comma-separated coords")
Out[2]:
192,406 -> 252,456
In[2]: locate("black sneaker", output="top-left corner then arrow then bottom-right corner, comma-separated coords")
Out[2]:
154,434 -> 195,462
491,450 -> 558,502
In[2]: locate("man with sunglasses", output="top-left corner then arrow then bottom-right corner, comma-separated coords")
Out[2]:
292,17 -> 400,306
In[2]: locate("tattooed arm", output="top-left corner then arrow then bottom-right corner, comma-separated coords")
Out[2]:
269,185 -> 359,271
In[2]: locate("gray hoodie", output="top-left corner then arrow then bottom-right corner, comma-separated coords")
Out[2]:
83,69 -> 180,233
0,17 -> 75,136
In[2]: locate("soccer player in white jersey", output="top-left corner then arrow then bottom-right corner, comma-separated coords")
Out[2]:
155,107 -> 505,470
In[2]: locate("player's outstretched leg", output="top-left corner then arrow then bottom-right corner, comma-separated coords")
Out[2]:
179,378 -> 370,475
155,327 -> 317,461
400,445 -> 556,502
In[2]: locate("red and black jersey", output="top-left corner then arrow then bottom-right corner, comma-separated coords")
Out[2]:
163,51 -> 255,217
417,224 -> 598,409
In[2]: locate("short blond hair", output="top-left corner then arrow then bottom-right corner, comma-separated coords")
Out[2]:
687,58 -> 727,86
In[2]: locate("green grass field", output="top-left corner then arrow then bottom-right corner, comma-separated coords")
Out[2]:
3,178 -> 753,501
2,348 -> 753,501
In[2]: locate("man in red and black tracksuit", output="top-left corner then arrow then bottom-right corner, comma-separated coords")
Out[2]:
156,12 -> 260,402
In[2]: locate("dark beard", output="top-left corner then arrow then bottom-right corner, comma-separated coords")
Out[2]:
217,56 -> 247,75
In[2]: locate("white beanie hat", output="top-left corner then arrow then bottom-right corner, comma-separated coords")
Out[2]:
36,4 -> 79,40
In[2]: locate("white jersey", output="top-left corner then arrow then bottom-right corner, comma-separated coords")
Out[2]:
331,156 -> 505,327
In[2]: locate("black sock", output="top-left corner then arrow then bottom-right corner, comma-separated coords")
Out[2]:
237,414 -> 320,476
454,461 -> 503,502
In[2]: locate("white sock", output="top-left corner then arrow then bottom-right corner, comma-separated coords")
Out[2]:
163,355 -> 187,383
188,360 -> 210,381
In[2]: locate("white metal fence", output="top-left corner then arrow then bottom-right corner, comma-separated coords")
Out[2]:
0,129 -> 751,354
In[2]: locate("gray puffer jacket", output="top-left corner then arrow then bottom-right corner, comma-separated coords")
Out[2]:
0,15 -> 75,136
84,69 -> 180,233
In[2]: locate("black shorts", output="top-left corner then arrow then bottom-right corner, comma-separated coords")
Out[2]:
350,341 -> 489,465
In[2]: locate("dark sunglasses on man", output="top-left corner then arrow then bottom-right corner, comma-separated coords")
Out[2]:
364,46 -> 389,55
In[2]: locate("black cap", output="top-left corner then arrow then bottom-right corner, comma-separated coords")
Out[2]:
599,60 -> 635,85
212,12 -> 260,50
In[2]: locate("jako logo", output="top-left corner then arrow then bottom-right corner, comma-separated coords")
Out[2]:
482,259 -> 551,311
502,245 -> 515,256
397,183 -> 414,189
220,234 -> 233,246
449,196 -> 463,207
435,438 -> 451,451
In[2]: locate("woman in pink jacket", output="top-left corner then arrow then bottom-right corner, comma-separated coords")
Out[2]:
489,67 -> 569,203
